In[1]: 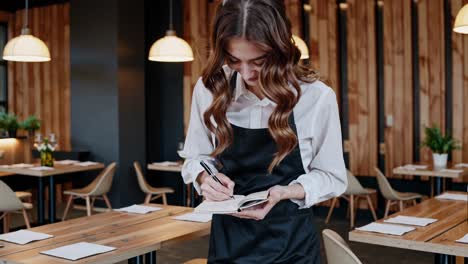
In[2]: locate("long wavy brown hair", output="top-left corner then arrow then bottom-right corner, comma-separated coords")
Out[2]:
202,0 -> 319,172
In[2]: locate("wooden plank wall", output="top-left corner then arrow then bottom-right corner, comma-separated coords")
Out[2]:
383,0 -> 414,178
345,0 -> 378,177
7,3 -> 71,155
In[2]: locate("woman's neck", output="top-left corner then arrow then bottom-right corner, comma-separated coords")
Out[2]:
245,83 -> 265,100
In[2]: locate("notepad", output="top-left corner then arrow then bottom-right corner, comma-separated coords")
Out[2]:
173,212 -> 213,223
384,215 -> 437,227
356,223 -> 415,236
0,230 -> 53,245
115,204 -> 162,214
54,160 -> 79,165
40,242 -> 116,261
76,161 -> 99,167
152,161 -> 180,166
455,233 -> 468,244
436,193 -> 468,201
195,190 -> 269,214
30,166 -> 55,171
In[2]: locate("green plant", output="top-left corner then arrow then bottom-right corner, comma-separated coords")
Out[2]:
20,115 -> 41,131
0,112 -> 19,131
420,125 -> 460,154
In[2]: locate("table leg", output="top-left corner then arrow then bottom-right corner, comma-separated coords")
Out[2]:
190,183 -> 195,208
128,255 -> 144,264
145,251 -> 157,264
434,254 -> 456,264
464,257 -> 468,264
37,177 -> 45,225
182,183 -> 187,207
49,176 -> 56,223
434,176 -> 443,196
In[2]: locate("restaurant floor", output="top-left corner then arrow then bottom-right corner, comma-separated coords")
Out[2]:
9,203 -> 433,264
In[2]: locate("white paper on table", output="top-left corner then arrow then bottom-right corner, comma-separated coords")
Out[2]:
384,215 -> 437,227
40,242 -> 116,261
115,204 -> 162,214
54,160 -> 79,165
173,212 -> 213,223
403,164 -> 428,170
0,230 -> 53,245
356,223 -> 415,236
440,168 -> 464,173
30,166 -> 55,171
0,165 -> 11,168
455,233 -> 468,244
454,163 -> 468,168
10,163 -> 34,168
436,193 -> 468,202
76,161 -> 99,167
152,161 -> 180,166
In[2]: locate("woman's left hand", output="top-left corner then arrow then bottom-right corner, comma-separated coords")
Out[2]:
231,185 -> 288,221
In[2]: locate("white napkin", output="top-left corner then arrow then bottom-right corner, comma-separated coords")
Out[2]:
436,193 -> 468,201
454,163 -> 468,168
40,242 -> 116,261
76,161 -> 99,167
10,163 -> 34,168
30,166 -> 55,171
440,168 -> 464,173
115,204 -> 162,214
54,160 -> 79,165
384,215 -> 437,227
0,230 -> 53,245
0,165 -> 12,168
152,161 -> 180,166
173,212 -> 213,223
356,223 -> 415,236
455,233 -> 468,244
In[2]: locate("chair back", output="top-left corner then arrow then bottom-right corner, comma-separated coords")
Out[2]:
323,229 -> 363,264
374,167 -> 400,200
88,162 -> 117,196
344,170 -> 367,195
134,161 -> 151,193
0,180 -> 25,212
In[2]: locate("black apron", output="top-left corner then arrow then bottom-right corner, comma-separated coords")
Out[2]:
207,73 -> 321,264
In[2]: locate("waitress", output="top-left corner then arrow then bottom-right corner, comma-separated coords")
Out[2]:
181,0 -> 347,263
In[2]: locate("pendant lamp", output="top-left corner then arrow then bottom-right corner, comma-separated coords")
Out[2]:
454,4 -> 468,34
3,0 -> 51,62
148,0 -> 194,62
292,35 -> 309,60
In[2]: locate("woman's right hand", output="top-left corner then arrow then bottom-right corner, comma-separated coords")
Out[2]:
197,171 -> 235,201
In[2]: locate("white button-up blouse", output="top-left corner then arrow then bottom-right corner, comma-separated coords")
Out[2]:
180,67 -> 347,208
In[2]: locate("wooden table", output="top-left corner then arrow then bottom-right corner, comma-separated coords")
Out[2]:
0,163 -> 105,225
349,192 -> 468,264
0,205 -> 210,264
148,162 -> 198,207
393,164 -> 468,195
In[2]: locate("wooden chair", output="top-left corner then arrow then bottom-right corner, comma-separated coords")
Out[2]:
0,180 -> 32,233
323,229 -> 362,264
134,162 -> 174,205
374,168 -> 423,217
184,259 -> 207,264
326,170 -> 377,227
62,162 -> 116,220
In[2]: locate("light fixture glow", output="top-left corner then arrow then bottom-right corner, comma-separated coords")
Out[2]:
292,34 -> 309,60
454,4 -> 468,34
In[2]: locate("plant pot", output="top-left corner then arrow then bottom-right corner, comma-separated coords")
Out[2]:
7,129 -> 17,138
433,153 -> 448,170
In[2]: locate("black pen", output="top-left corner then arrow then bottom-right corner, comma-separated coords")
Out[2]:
200,161 -> 235,200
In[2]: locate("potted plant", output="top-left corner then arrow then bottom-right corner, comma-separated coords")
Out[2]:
20,115 -> 41,138
421,125 -> 461,169
0,113 -> 20,138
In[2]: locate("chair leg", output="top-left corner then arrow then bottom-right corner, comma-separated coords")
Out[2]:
162,194 -> 168,205
366,195 -> 378,221
91,197 -> 96,212
22,209 -> 31,229
62,195 -> 74,221
144,194 -> 152,204
325,197 -> 338,224
85,196 -> 92,216
350,195 -> 355,228
3,213 -> 9,233
384,200 -> 391,218
399,200 -> 404,212
413,199 -> 417,206
103,195 -> 112,210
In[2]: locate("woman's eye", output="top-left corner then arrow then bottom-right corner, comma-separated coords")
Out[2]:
227,58 -> 239,64
252,60 -> 264,66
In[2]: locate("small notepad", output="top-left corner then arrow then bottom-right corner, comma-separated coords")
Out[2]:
30,166 -> 55,171
455,233 -> 468,244
76,161 -> 99,167
356,223 -> 415,236
0,230 -> 53,245
436,193 -> 468,202
173,212 -> 213,223
384,215 -> 437,227
54,160 -> 79,165
40,242 -> 116,261
115,205 -> 162,214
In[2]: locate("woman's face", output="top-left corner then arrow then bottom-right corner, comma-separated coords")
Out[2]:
226,37 -> 268,88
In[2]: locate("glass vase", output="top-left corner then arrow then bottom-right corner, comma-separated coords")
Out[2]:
40,150 -> 54,167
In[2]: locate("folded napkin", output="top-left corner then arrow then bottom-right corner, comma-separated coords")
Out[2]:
115,204 -> 162,214
0,230 -> 53,245
54,160 -> 79,165
356,222 -> 415,236
398,164 -> 428,171
76,161 -> 99,167
436,193 -> 468,202
440,168 -> 464,173
455,163 -> 468,168
0,165 -> 12,168
10,163 -> 34,168
456,233 -> 468,244
384,215 -> 437,227
30,166 -> 55,171
40,242 -> 116,261
152,161 -> 180,166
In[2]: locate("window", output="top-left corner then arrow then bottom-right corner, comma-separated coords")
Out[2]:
0,23 -> 7,113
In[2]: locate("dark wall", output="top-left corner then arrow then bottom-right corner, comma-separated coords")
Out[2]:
70,0 -> 146,207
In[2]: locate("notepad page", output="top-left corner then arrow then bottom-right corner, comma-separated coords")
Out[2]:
173,212 -> 213,223
195,195 -> 244,214
384,215 -> 437,227
0,230 -> 53,245
356,223 -> 415,236
40,242 -> 116,261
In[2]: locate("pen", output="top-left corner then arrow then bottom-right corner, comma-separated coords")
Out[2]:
199,161 -> 235,200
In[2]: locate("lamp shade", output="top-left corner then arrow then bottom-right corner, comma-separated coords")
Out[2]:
454,4 -> 468,34
148,30 -> 194,62
3,30 -> 51,62
292,34 -> 309,60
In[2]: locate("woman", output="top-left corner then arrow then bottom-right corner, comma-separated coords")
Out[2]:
181,0 -> 347,263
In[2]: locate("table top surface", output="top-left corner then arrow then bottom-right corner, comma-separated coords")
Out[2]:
147,162 -> 183,172
0,204 -> 210,264
349,191 -> 468,257
0,163 -> 105,177
392,163 -> 468,178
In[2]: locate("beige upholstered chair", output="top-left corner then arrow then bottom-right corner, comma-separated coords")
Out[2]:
184,259 -> 207,264
323,229 -> 362,264
62,162 -> 116,220
134,162 -> 174,205
0,180 -> 32,233
374,168 -> 423,217
326,170 -> 377,227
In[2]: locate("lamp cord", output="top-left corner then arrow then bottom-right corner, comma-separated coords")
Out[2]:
169,0 -> 173,30
24,0 -> 29,28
